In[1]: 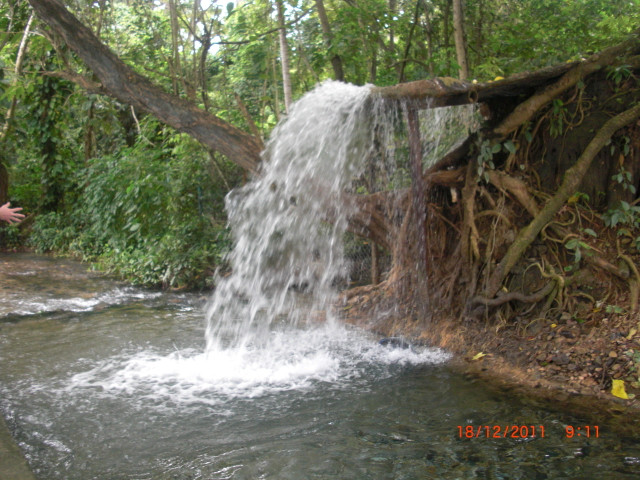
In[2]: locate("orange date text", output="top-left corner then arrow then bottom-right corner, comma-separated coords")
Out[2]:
457,425 -> 545,439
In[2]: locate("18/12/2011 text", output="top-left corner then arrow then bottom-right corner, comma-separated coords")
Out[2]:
457,425 -> 601,439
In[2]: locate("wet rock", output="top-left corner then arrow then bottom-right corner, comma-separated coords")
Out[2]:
526,318 -> 545,335
379,337 -> 412,349
551,353 -> 570,366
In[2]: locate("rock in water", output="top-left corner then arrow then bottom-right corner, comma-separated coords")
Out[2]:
379,337 -> 412,349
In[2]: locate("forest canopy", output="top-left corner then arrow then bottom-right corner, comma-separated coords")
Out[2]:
0,0 -> 638,288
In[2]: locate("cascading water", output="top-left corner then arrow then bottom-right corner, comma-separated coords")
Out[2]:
203,81 -> 482,353
4,257 -> 640,479
205,81 -> 382,350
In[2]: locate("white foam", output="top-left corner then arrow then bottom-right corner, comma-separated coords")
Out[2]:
67,324 -> 450,406
10,287 -> 163,316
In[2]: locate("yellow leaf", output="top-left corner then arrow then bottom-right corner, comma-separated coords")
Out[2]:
567,193 -> 581,204
551,323 -> 557,328
494,76 -> 505,81
611,379 -> 629,399
472,352 -> 486,361
627,328 -> 637,340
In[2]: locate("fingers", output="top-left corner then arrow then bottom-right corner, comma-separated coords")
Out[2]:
1,203 -> 26,223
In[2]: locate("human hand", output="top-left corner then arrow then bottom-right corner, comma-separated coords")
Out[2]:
0,202 -> 25,224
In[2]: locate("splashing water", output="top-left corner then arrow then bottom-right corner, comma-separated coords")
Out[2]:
205,81 -> 381,351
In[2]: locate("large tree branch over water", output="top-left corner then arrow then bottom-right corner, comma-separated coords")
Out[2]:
27,0 -> 263,174
372,32 -> 640,131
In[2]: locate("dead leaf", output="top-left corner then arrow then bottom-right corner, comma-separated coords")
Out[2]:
611,379 -> 629,399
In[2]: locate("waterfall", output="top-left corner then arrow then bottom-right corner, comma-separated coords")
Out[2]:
61,82 -> 457,405
203,81 -> 481,352
205,81 -> 381,351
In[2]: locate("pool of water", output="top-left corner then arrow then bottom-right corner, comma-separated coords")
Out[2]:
1,253 -> 639,479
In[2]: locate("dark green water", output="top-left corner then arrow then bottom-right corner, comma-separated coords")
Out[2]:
1,253 -> 639,479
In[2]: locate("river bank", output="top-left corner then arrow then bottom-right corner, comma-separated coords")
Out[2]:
341,284 -> 640,434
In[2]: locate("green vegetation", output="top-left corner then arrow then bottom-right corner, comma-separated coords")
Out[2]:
0,0 -> 638,288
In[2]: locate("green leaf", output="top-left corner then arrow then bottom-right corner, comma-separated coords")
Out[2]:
504,140 -> 517,154
565,238 -> 579,249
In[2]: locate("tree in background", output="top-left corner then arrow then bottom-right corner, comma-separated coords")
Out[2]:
452,0 -> 468,79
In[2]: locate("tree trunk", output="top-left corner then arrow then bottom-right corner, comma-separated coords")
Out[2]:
442,0 -> 451,49
28,0 -> 263,174
167,0 -> 187,97
398,0 -> 422,83
452,0 -> 469,80
423,2 -> 435,77
0,12 -> 34,143
314,0 -> 345,81
406,106 -> 427,272
275,0 -> 293,114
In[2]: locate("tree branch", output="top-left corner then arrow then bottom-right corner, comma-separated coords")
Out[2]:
492,31 -> 640,138
28,0 -> 263,173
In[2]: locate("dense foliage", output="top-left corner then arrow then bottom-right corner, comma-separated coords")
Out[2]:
0,0 -> 638,288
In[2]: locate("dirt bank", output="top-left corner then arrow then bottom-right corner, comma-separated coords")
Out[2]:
341,286 -> 640,435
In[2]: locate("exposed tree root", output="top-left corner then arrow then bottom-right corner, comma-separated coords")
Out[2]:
342,52 -> 640,411
482,102 -> 640,303
471,280 -> 556,308
461,162 -> 481,263
618,245 -> 640,313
